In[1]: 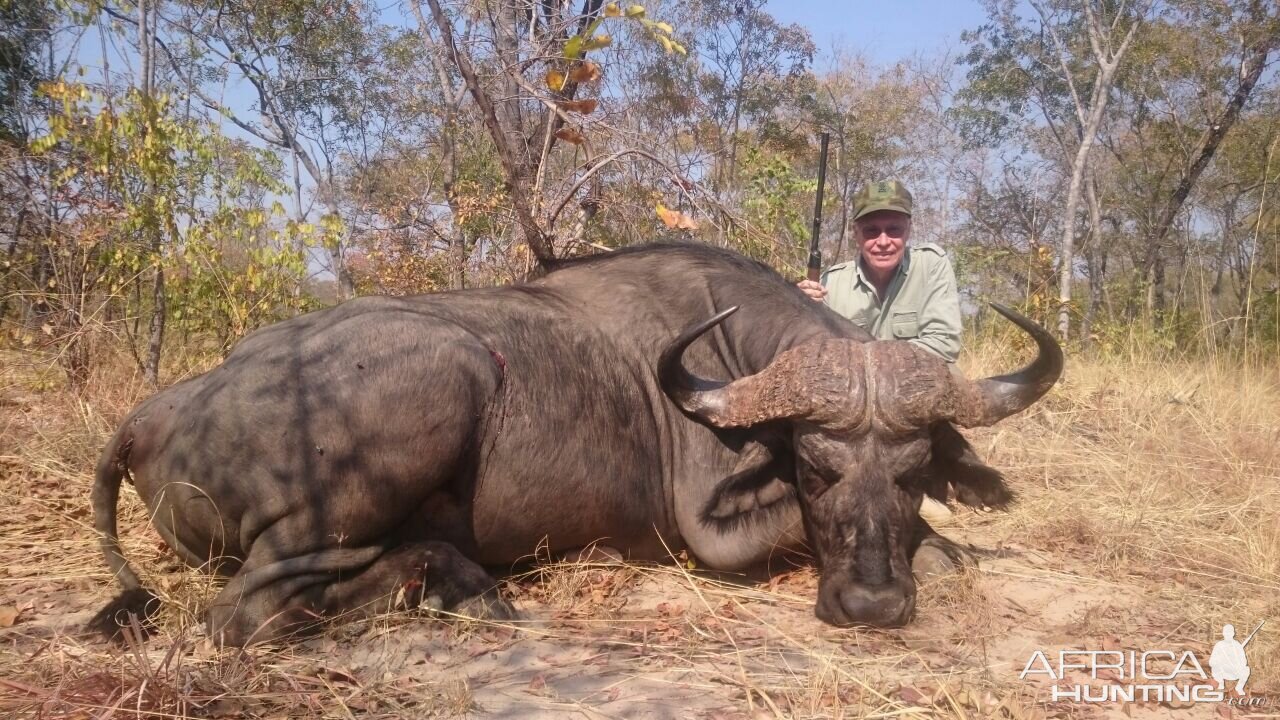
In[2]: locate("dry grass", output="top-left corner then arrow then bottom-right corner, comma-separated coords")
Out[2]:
1,338 -> 1277,719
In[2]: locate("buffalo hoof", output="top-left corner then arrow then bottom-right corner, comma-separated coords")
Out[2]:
912,537 -> 976,582
911,546 -> 957,582
453,590 -> 521,623
87,588 -> 162,642
918,496 -> 954,525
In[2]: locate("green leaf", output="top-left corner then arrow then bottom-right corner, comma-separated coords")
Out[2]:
563,34 -> 584,59
563,17 -> 605,59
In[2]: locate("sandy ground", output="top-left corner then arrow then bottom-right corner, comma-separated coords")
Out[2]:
1,356 -> 1277,718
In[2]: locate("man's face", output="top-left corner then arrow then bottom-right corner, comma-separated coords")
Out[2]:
856,210 -> 911,276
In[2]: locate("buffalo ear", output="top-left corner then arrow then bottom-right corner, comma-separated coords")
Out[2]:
927,422 -> 1015,510
700,438 -> 796,529
948,458 -> 1014,509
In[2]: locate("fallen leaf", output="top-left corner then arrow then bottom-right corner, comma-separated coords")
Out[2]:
0,605 -> 21,627
898,685 -> 930,705
321,667 -> 361,686
655,601 -> 685,617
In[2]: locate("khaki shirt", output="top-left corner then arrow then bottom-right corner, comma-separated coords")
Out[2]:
821,243 -> 962,363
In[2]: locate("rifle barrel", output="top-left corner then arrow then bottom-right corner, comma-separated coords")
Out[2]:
807,132 -> 831,282
1242,620 -> 1265,647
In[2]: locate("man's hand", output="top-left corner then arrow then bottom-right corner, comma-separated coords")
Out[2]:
797,279 -> 827,302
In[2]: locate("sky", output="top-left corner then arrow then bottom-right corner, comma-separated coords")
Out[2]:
767,0 -> 990,68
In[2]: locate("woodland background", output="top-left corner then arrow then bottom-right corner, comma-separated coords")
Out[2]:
2,0 -> 1278,385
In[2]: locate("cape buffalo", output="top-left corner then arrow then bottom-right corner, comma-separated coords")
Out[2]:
90,242 -> 1062,645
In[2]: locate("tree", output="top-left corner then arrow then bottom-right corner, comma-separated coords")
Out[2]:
122,0 -> 385,300
0,0 -> 52,145
955,0 -> 1147,341
1138,0 -> 1277,323
423,0 -> 693,270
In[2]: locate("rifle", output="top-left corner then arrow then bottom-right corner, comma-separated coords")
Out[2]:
1242,620 -> 1265,648
806,132 -> 831,283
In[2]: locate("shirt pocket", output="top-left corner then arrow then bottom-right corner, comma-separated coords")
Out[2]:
890,311 -> 919,339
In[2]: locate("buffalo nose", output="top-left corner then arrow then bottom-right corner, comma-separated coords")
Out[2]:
816,582 -> 914,628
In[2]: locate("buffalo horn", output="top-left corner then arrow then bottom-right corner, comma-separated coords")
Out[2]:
658,306 -> 830,427
951,303 -> 1064,427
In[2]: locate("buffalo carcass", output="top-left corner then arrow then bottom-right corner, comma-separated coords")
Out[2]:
90,243 -> 1062,645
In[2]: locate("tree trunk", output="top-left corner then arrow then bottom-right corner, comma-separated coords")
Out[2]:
140,0 -> 166,386
291,150 -> 307,299
410,0 -> 469,290
724,7 -> 757,192
1080,174 -> 1103,350
1150,253 -> 1167,324
834,133 -> 851,264
322,199 -> 355,300
144,266 -> 165,385
1055,67 -> 1124,341
0,208 -> 26,324
1035,0 -> 1143,342
425,0 -> 553,265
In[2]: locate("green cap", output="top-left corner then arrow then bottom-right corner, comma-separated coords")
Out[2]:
852,180 -> 913,220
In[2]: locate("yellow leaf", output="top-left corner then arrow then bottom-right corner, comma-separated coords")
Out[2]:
581,34 -> 612,51
657,35 -> 673,53
672,41 -> 687,56
603,2 -> 621,16
568,61 -> 601,83
545,69 -> 567,91
625,5 -> 645,17
656,203 -> 699,231
655,21 -> 672,33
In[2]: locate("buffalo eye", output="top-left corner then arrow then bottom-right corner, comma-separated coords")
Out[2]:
798,465 -> 836,501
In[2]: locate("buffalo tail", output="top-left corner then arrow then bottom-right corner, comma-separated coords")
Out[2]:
87,425 -> 161,640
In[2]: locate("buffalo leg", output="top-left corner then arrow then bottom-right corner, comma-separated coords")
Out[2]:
318,542 -> 517,621
204,542 -> 516,646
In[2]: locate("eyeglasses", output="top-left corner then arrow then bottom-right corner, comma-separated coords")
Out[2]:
858,223 -> 908,240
